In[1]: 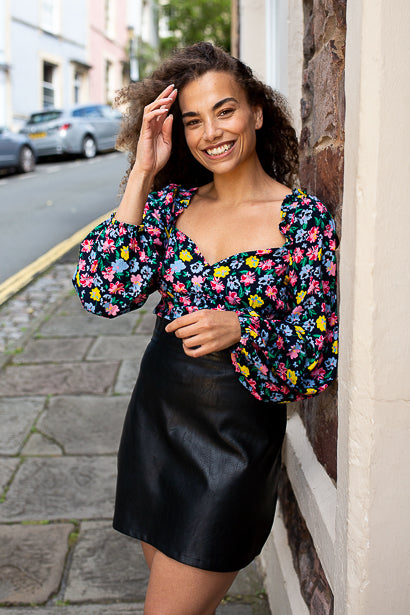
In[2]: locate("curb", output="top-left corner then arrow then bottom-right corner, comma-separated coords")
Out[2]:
0,210 -> 113,307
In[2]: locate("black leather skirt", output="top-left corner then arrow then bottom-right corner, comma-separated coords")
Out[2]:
113,316 -> 287,572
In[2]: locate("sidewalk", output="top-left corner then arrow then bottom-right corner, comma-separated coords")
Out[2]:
0,253 -> 272,615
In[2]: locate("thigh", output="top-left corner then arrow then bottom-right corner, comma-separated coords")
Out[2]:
141,540 -> 157,570
143,548 -> 238,615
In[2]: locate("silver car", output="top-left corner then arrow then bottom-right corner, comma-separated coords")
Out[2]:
0,127 -> 36,173
20,104 -> 122,159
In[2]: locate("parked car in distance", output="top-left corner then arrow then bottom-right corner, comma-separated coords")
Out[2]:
20,104 -> 122,159
0,127 -> 36,173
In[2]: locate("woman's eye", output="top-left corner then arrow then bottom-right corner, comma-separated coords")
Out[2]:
219,108 -> 234,117
185,119 -> 200,127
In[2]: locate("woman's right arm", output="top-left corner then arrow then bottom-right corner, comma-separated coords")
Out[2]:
72,85 -> 178,317
114,83 -> 177,224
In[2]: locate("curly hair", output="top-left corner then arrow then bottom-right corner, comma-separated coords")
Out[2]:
115,42 -> 299,191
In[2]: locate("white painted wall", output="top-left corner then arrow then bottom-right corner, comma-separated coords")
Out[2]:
239,0 -> 302,133
0,0 -> 10,126
335,0 -> 410,612
239,0 -> 266,80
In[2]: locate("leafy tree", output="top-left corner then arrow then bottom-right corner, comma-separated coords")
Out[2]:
159,0 -> 231,56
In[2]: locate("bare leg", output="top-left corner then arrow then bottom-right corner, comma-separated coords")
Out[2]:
141,540 -> 157,570
141,541 -> 238,615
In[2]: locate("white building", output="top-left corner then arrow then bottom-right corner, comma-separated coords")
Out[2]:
0,0 -> 145,130
4,0 -> 89,129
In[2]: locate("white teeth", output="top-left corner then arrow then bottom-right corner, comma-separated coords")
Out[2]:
206,143 -> 233,156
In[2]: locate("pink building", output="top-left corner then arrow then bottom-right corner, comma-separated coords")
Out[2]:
88,0 -> 130,104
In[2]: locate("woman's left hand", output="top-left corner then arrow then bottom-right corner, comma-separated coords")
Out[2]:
165,310 -> 241,357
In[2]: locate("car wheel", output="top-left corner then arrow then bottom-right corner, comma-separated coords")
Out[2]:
82,135 -> 97,159
17,145 -> 36,173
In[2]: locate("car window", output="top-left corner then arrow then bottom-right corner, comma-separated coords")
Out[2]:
28,111 -> 62,124
100,106 -> 122,119
72,106 -> 103,119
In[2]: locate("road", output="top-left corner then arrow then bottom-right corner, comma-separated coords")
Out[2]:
0,152 -> 129,284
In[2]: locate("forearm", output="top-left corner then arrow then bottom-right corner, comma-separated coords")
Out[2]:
114,166 -> 155,225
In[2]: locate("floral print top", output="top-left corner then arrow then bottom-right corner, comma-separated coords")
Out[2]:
73,184 -> 338,403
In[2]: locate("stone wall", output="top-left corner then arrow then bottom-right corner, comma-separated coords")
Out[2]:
278,2 -> 346,614
298,0 -> 346,482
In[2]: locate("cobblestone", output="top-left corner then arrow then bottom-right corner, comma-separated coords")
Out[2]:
0,263 -> 74,352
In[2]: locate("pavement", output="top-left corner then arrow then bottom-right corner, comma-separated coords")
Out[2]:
0,249 -> 272,615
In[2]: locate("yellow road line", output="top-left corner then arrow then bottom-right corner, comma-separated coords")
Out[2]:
0,210 -> 114,306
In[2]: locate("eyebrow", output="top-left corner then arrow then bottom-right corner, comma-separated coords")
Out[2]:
181,97 -> 239,119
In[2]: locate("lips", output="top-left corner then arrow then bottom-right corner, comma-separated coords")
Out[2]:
203,141 -> 235,157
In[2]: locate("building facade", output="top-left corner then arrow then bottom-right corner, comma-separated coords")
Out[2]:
88,0 -> 130,106
0,0 -> 137,130
234,1 -> 410,614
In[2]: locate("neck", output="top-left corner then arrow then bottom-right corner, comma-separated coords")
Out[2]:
208,154 -> 274,206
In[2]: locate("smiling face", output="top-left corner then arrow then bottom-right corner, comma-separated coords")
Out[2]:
178,71 -> 263,176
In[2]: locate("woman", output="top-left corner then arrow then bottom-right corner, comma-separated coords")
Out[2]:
73,42 -> 338,615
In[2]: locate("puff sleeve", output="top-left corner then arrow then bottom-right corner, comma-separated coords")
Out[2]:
230,193 -> 338,403
72,184 -> 179,317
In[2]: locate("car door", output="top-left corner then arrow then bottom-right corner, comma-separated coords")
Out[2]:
80,105 -> 114,150
98,105 -> 121,149
0,129 -> 18,165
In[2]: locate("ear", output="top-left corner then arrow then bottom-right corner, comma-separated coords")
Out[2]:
254,106 -> 263,130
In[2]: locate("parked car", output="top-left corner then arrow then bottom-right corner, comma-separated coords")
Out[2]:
0,127 -> 36,173
20,104 -> 122,159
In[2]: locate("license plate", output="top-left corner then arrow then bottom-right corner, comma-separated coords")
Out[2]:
29,132 -> 47,139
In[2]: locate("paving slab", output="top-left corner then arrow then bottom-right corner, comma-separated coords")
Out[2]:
228,560 -> 265,596
0,458 -> 20,492
216,606 -> 254,614
39,312 -> 138,338
136,309 -> 157,334
65,521 -> 149,603
0,362 -> 119,396
86,334 -> 150,361
36,395 -> 128,454
0,456 -> 116,521
15,337 -> 93,363
0,522 -> 74,604
0,606 -> 143,615
114,359 -> 141,394
0,397 -> 45,454
21,432 -> 63,456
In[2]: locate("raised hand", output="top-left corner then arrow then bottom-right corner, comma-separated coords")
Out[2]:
115,84 -> 177,225
165,310 -> 242,357
134,84 -> 178,177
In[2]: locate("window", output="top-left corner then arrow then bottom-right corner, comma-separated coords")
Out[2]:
105,60 -> 113,104
41,0 -> 60,34
72,106 -> 103,119
28,111 -> 62,125
266,0 -> 288,93
105,0 -> 116,38
43,62 -> 57,108
73,71 -> 83,104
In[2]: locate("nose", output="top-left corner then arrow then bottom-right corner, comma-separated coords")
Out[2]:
203,117 -> 223,142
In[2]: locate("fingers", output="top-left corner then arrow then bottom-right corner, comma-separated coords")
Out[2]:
162,114 -> 173,144
145,85 -> 178,117
165,312 -> 198,333
165,310 -> 241,358
141,85 -> 177,136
